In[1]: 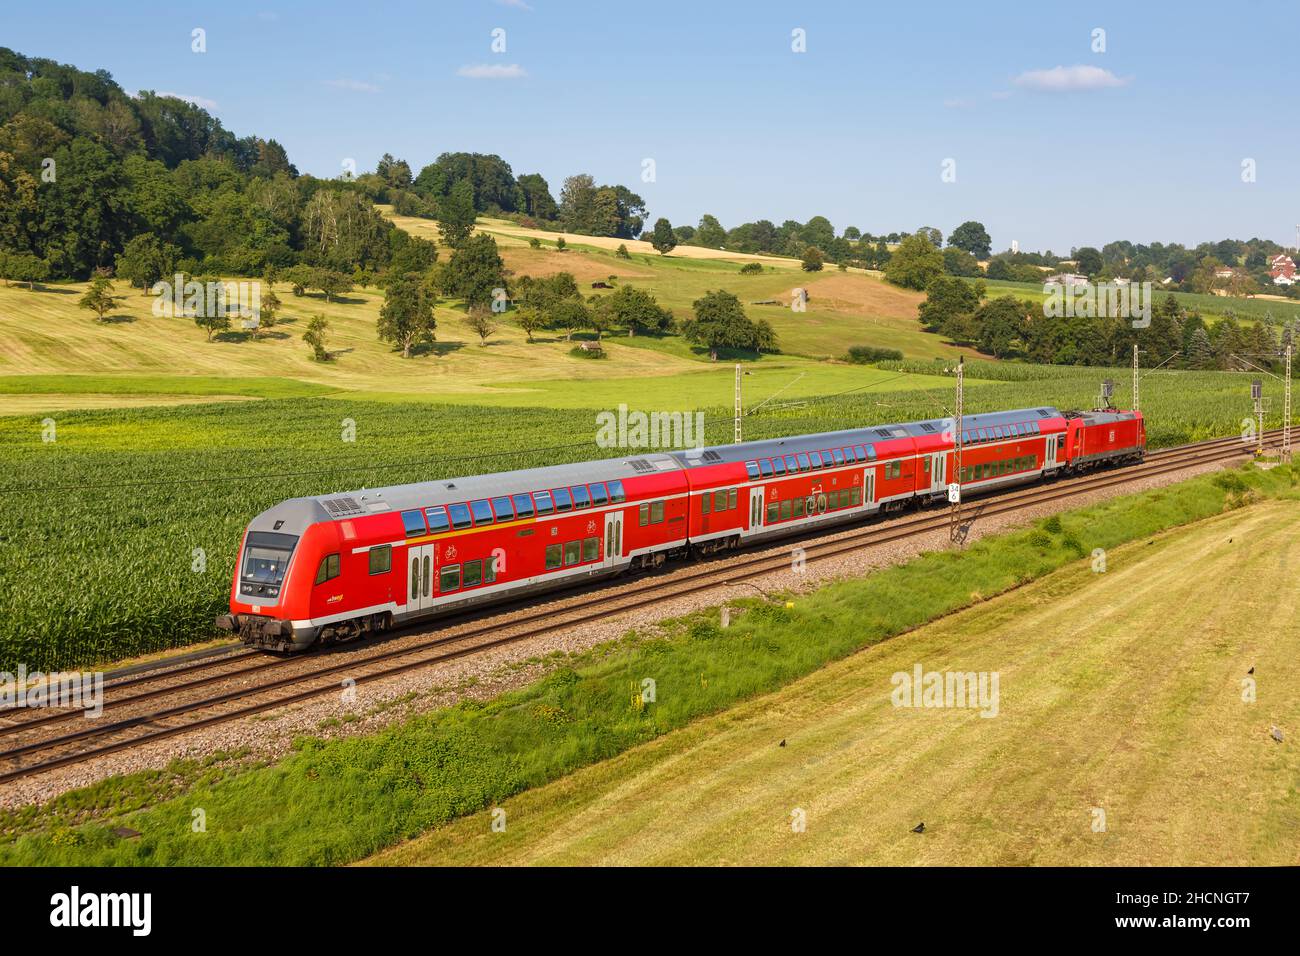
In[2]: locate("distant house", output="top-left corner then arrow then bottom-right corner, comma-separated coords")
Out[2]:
1214,267 -> 1237,280
1044,273 -> 1089,287
1269,254 -> 1297,286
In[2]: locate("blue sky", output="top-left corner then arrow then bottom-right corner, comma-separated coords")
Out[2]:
6,0 -> 1299,253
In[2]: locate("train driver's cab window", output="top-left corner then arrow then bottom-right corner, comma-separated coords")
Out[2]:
315,553 -> 340,584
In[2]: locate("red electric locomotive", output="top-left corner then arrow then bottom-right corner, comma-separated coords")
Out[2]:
218,405 -> 1144,652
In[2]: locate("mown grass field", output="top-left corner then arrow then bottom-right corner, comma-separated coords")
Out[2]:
979,278 -> 1300,326
369,494 -> 1300,866
4,463 -> 1293,864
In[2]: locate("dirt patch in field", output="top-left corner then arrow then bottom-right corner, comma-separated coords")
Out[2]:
799,272 -> 925,318
501,247 -> 654,284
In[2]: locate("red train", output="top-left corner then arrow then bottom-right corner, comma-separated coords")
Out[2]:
217,406 -> 1145,652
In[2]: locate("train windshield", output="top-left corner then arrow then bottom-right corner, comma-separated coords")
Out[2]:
241,531 -> 299,586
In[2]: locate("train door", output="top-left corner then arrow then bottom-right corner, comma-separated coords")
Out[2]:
747,486 -> 766,535
863,468 -> 876,509
408,544 -> 435,611
1044,434 -> 1058,469
603,510 -> 623,567
929,453 -> 945,496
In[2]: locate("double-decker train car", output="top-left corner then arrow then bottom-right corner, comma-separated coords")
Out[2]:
219,404 -> 1144,652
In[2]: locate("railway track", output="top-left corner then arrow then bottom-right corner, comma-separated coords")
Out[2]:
0,429 -> 1280,787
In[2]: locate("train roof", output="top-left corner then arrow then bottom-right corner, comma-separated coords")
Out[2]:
667,407 -> 1064,468
1067,409 -> 1141,425
309,451 -> 684,519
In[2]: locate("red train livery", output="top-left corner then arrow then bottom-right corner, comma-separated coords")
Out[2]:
218,405 -> 1145,651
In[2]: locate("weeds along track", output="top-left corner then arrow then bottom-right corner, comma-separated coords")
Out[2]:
0,430 -> 1278,786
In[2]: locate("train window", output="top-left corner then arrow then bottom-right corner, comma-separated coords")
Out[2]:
369,545 -> 392,575
759,459 -> 774,478
714,489 -> 727,511
771,457 -> 786,476
490,496 -> 514,521
766,502 -> 779,523
608,480 -> 626,503
810,452 -> 823,468
315,553 -> 341,584
797,453 -> 811,471
650,500 -> 665,524
701,493 -> 711,515
728,489 -> 737,510
448,503 -> 472,530
513,493 -> 535,519
833,449 -> 846,465
534,491 -> 555,515
923,458 -> 931,474
470,500 -> 494,525
572,485 -> 592,509
485,555 -> 497,583
582,537 -> 599,562
440,565 -> 460,592
545,544 -> 562,569
1056,435 -> 1066,450
590,482 -> 609,506
463,560 -> 482,588
793,497 -> 805,517
639,503 -> 650,526
425,506 -> 450,533
851,487 -> 862,506
784,455 -> 798,473
563,541 -> 581,565
745,461 -> 761,480
553,487 -> 573,512
401,510 -> 427,537
780,500 -> 792,520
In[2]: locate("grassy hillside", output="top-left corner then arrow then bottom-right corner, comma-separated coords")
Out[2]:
0,216 -> 966,412
369,496 -> 1300,867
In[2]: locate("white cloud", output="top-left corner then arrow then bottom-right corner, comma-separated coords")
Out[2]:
1013,65 -> 1129,92
325,78 -> 381,93
457,63 -> 527,80
154,91 -> 219,110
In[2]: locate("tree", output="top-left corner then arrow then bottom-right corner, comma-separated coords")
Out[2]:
943,246 -> 983,277
78,276 -> 120,321
650,217 -> 677,255
555,237 -> 567,252
3,252 -> 49,290
595,285 -> 673,336
918,276 -> 983,333
436,179 -> 477,249
378,272 -> 436,357
303,314 -> 331,361
515,307 -> 544,342
695,214 -> 726,248
615,243 -> 631,259
465,305 -> 498,345
682,289 -> 772,360
973,296 -> 1025,357
115,233 -> 177,291
801,246 -> 825,272
917,226 -> 943,248
884,233 -> 943,290
1073,246 -> 1103,276
194,305 -> 230,341
1185,327 -> 1215,369
440,234 -> 506,309
948,221 -> 992,258
257,285 -> 281,337
312,269 -> 352,302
